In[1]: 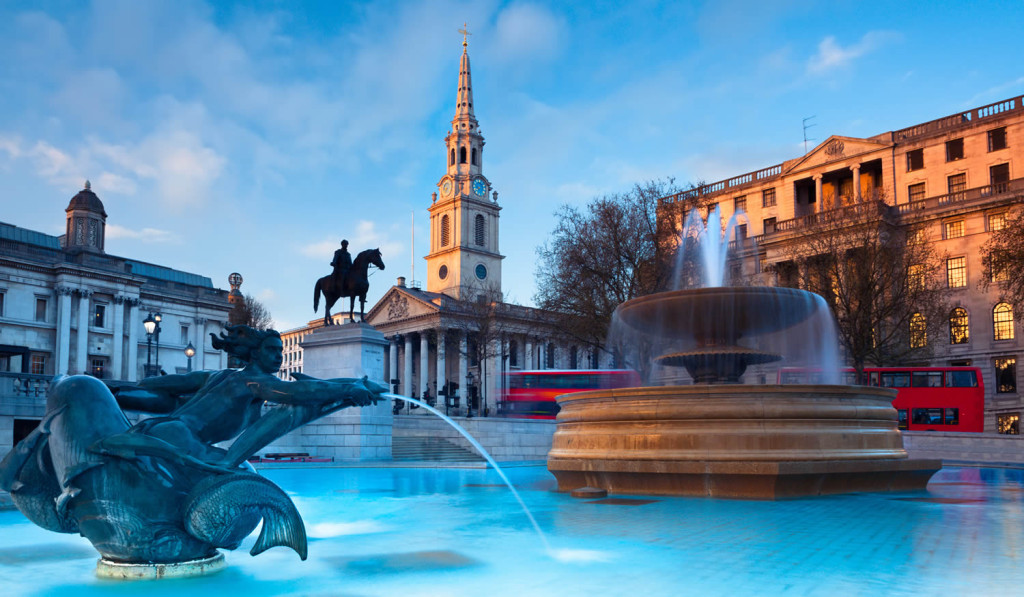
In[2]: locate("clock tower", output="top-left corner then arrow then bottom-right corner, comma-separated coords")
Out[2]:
426,31 -> 504,301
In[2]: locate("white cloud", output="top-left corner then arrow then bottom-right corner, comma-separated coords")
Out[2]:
299,220 -> 403,264
492,3 -> 565,64
105,224 -> 178,243
0,136 -> 22,159
807,31 -> 898,75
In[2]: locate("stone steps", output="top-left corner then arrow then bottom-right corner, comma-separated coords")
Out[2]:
392,436 -> 484,462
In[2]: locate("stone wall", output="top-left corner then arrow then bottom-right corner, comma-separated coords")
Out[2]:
393,415 -> 555,462
903,431 -> 1024,465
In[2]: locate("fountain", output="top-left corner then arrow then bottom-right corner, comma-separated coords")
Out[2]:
547,206 -> 941,498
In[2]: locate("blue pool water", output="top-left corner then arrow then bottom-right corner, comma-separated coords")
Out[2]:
1,465 -> 1022,596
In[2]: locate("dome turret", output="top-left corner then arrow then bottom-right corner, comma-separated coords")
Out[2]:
64,180 -> 107,252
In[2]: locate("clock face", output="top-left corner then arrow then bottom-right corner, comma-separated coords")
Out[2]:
472,178 -> 487,197
475,264 -> 487,280
441,179 -> 453,196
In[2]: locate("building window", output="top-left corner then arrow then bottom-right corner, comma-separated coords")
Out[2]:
994,303 -> 1015,340
908,264 -> 924,292
449,149 -> 455,166
509,340 -> 518,368
734,196 -> 746,213
35,298 -> 47,322
944,220 -> 964,239
945,138 -> 964,162
995,357 -> 1017,393
988,127 -> 1008,152
546,343 -> 555,369
947,173 -> 966,198
93,304 -> 106,328
908,183 -> 926,202
910,313 -> 927,348
91,359 -> 105,379
736,224 -> 748,241
906,148 -> 924,171
180,325 -> 189,345
989,212 -> 1007,232
990,250 -> 1010,282
990,163 -> 1010,192
762,188 -> 776,208
998,413 -> 1020,434
0,291 -> 4,317
471,147 -> 478,166
950,307 -> 970,344
459,147 -> 467,164
946,257 -> 966,288
30,354 -> 46,375
474,214 -> 485,246
570,346 -> 578,369
441,214 -> 450,247
763,217 -> 777,234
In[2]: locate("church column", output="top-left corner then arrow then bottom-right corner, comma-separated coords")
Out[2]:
525,340 -> 533,370
111,295 -> 125,380
419,332 -> 430,400
436,330 -> 446,401
851,164 -> 861,202
389,335 -> 399,393
75,289 -> 93,375
194,317 -> 207,370
126,299 -> 140,381
813,174 -> 823,212
55,286 -> 74,375
459,334 -> 469,410
403,334 -> 413,398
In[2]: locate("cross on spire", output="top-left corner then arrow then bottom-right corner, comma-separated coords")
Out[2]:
459,22 -> 471,47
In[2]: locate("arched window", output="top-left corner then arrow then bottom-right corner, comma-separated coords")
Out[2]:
450,148 -> 455,166
949,307 -> 970,344
509,340 -> 518,368
440,214 -> 450,247
471,147 -> 478,166
475,214 -> 485,246
546,343 -> 556,368
459,147 -> 467,164
910,313 -> 927,348
994,302 -> 1015,340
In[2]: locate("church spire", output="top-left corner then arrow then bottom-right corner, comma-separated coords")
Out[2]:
454,23 -> 477,125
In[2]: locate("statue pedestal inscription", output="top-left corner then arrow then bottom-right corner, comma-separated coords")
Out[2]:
272,323 -> 393,460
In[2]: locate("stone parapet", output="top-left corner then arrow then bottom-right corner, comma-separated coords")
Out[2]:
393,416 -> 555,462
903,431 -> 1024,465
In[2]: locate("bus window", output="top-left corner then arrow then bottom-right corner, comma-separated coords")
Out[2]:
843,371 -> 859,385
897,409 -> 908,430
882,372 -> 911,388
870,371 -> 880,386
946,370 -> 978,388
912,408 -> 943,425
912,372 -> 943,388
945,408 -> 960,425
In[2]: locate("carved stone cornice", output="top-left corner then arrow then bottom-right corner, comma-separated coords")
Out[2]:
76,289 -> 94,298
55,286 -> 75,297
195,317 -> 208,326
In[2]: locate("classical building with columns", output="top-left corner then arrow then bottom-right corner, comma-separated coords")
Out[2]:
0,182 -> 232,452
659,95 -> 1024,433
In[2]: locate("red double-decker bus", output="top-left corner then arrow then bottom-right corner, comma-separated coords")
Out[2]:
498,369 -> 641,419
778,366 -> 984,432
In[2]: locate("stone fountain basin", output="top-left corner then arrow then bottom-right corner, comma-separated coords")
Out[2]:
546,384 -> 941,499
615,287 -> 819,339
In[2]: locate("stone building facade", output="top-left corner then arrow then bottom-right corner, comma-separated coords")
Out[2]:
659,96 -> 1024,432
0,182 -> 232,454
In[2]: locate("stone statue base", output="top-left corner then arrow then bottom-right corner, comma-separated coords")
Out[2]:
96,552 -> 226,580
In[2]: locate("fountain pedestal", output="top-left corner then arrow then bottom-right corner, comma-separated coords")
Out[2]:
547,385 -> 940,498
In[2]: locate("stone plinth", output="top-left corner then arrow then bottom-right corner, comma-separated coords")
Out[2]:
547,385 -> 941,499
273,323 -> 392,461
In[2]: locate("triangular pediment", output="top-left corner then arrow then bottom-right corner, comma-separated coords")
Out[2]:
365,286 -> 442,326
785,135 -> 893,174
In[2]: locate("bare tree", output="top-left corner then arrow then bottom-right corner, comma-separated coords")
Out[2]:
982,206 -> 1024,320
773,195 -> 948,380
535,179 -> 704,359
229,294 -> 274,330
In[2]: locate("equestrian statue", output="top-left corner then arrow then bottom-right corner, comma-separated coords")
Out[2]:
313,240 -> 385,325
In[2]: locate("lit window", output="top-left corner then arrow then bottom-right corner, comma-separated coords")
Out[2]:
908,264 -> 924,292
990,163 -> 1010,192
734,196 -> 747,213
910,313 -> 927,348
997,412 -> 1019,434
945,138 -> 964,161
762,188 -> 776,208
944,220 -> 964,239
31,354 -> 45,375
93,304 -> 105,328
949,307 -> 969,344
946,257 -> 966,288
995,357 -> 1017,394
908,183 -> 925,202
989,212 -> 1007,231
947,173 -> 966,198
994,303 -> 1015,340
990,250 -> 1010,282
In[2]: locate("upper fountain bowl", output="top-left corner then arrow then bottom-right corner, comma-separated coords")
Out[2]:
615,286 -> 820,340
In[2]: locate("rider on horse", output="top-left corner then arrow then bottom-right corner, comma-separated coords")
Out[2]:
331,240 -> 352,284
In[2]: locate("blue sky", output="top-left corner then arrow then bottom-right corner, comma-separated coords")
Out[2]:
1,0 -> 1022,330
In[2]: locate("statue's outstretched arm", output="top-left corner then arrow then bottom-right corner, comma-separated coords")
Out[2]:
245,376 -> 385,407
106,371 -> 215,413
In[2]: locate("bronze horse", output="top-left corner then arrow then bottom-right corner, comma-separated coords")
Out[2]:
314,248 -> 385,325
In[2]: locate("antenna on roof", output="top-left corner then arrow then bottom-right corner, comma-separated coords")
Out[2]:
802,116 -> 817,154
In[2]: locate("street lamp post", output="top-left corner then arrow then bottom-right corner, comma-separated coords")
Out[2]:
153,312 -> 162,375
143,313 -> 156,377
466,371 -> 475,418
184,341 -> 196,373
